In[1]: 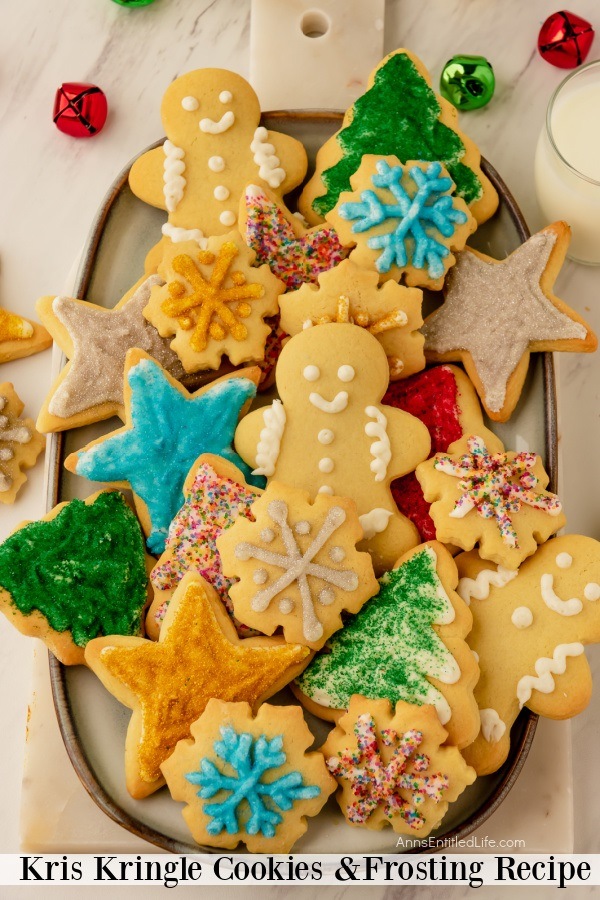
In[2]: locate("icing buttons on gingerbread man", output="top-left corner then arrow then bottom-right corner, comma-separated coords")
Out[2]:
234,323 -> 431,573
129,68 -> 308,247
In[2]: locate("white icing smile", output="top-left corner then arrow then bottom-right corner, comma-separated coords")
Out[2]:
309,391 -> 348,413
200,111 -> 235,134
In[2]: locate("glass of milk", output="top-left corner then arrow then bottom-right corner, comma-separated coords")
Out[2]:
535,59 -> 600,264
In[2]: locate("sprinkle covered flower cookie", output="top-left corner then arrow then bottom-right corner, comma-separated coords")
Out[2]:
299,48 -> 498,225
85,572 -> 311,798
422,223 -> 597,421
148,454 -> 262,639
65,350 -> 263,554
416,434 -> 565,569
234,322 -> 431,574
0,491 -> 150,666
128,68 -> 307,247
218,482 -> 379,650
0,305 -> 52,363
293,542 -> 480,749
144,232 -> 284,374
36,275 -> 185,433
0,383 -> 45,504
321,696 -> 475,837
455,536 -> 600,775
327,157 -> 476,290
279,259 -> 425,380
161,698 -> 335,852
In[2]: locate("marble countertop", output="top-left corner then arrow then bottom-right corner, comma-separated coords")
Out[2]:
1,0 -> 599,894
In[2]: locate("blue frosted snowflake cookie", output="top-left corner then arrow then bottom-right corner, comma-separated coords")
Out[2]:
160,698 -> 335,852
327,155 -> 476,290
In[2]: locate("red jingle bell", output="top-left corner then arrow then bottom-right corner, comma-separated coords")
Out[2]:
538,10 -> 595,68
53,83 -> 108,137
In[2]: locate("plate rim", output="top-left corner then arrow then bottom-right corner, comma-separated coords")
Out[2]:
47,110 -> 558,854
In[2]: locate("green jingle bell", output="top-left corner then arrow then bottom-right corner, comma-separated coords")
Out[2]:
440,55 -> 495,110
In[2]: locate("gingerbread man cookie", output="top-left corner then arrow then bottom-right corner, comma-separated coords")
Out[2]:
0,383 -> 45,503
279,259 -> 425,380
234,322 -> 431,573
129,68 -> 307,247
456,536 -> 600,775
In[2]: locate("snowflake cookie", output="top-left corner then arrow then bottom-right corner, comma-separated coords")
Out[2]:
0,383 -> 45,504
321,696 -> 475,837
233,322 -> 432,574
218,482 -> 379,650
293,541 -> 480,748
85,572 -> 310,798
326,156 -> 476,290
147,453 -> 262,640
144,232 -> 284,373
422,223 -> 597,421
279,259 -> 425,381
416,434 -> 566,569
161,698 -> 335,852
456,536 -> 600,775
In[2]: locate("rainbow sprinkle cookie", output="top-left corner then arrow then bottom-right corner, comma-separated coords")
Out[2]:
417,434 -> 566,569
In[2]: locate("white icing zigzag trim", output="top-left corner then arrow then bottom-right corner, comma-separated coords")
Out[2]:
251,127 -> 286,189
365,406 -> 391,482
480,708 -> 506,743
163,140 -> 186,213
161,223 -> 208,248
457,565 -> 518,605
540,573 -> 583,617
516,642 -> 585,708
358,508 -> 392,540
252,400 -> 286,476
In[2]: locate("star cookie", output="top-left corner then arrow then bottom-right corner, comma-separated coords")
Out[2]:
65,350 -> 263,554
279,260 -> 425,380
85,572 -> 311,798
148,454 -> 262,639
416,434 -> 565,569
0,491 -> 150,665
36,275 -> 185,432
293,541 -> 480,748
218,482 -> 379,650
422,222 -> 597,421
0,306 -> 52,364
144,231 -> 284,373
161,698 -> 335,852
0,383 -> 45,504
325,157 -> 476,290
239,184 -> 345,291
321,696 -> 475,837
456,536 -> 600,775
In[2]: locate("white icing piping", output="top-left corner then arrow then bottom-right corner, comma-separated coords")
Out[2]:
252,400 -> 286,477
358,508 -> 392,540
516,642 -> 585,708
309,391 -> 348,413
423,546 -> 456,625
365,406 -> 391,482
540,573 -> 583,617
457,565 -> 518,605
162,140 -> 186,213
199,110 -> 235,134
161,223 -> 208,248
511,606 -> 533,629
480,708 -> 506,743
251,126 -> 286,189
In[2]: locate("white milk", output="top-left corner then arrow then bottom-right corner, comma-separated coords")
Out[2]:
535,74 -> 600,264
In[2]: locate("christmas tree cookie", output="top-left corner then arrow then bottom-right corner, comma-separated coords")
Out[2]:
0,383 -> 45,504
416,434 -> 566,570
279,259 -> 425,380
0,491 -> 151,666
161,698 -> 335,852
456,536 -> 600,775
85,572 -> 311,798
321,696 -> 475,836
299,49 -> 498,226
293,542 -> 480,749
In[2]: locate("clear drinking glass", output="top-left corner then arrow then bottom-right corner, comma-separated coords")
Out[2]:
534,59 -> 600,265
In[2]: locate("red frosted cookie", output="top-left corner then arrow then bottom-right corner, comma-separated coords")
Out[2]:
385,365 -> 496,541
